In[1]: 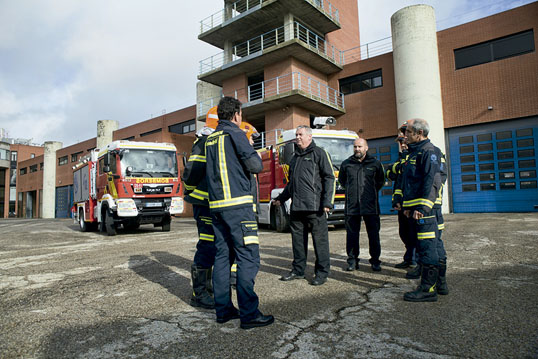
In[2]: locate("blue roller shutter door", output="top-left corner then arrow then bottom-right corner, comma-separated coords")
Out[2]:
367,137 -> 400,215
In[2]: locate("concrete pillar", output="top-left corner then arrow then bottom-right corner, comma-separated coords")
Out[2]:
224,39 -> 233,65
97,120 -> 119,150
391,5 -> 448,213
42,141 -> 62,219
284,13 -> 294,41
196,81 -> 223,126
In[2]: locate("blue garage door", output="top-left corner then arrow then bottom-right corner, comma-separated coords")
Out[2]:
367,137 -> 400,215
448,118 -> 538,212
55,185 -> 73,218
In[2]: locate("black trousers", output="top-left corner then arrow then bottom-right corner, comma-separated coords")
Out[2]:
345,214 -> 381,266
289,211 -> 330,279
192,205 -> 217,269
397,210 -> 416,263
212,207 -> 260,322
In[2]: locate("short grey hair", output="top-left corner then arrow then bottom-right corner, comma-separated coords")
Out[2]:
296,125 -> 312,135
410,118 -> 430,137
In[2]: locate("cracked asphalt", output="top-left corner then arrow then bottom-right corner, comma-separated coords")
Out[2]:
1,213 -> 537,358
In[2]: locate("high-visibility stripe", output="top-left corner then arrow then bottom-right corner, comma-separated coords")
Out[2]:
199,233 -> 214,241
244,236 -> 259,245
324,149 -> 336,205
188,155 -> 206,163
417,232 -> 436,239
209,195 -> 253,209
394,189 -> 403,196
218,135 -> 231,199
231,263 -> 237,272
438,223 -> 445,230
190,189 -> 208,201
184,183 -> 196,191
403,198 -> 434,208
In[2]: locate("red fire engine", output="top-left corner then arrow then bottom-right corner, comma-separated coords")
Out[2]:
72,141 -> 184,235
256,118 -> 359,231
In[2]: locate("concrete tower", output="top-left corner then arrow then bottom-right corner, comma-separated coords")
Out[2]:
97,120 -> 119,150
391,5 -> 448,212
42,141 -> 63,218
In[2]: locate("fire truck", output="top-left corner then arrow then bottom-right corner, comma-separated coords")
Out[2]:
72,141 -> 184,235
256,117 -> 359,232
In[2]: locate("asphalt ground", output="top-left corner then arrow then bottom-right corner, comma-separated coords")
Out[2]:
1,213 -> 537,358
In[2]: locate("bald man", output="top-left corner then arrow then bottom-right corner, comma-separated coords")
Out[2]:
338,138 -> 385,272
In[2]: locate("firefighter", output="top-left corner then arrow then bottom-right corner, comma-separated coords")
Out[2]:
394,118 -> 448,302
388,122 -> 417,270
181,107 -> 219,309
205,96 -> 273,329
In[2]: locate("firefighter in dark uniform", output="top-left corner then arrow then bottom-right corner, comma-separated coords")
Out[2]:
387,123 -> 416,269
394,118 -> 448,302
205,96 -> 273,329
182,124 -> 217,309
273,125 -> 335,286
338,138 -> 385,272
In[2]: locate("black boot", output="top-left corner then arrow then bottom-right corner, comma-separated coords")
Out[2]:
190,264 -> 215,309
206,266 -> 213,295
437,259 -> 449,295
406,263 -> 422,279
403,264 -> 438,302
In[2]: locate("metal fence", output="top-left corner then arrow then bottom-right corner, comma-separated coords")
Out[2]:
341,37 -> 393,64
199,21 -> 344,75
197,71 -> 344,117
200,0 -> 339,34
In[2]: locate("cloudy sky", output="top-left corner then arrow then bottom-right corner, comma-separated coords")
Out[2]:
0,0 -> 533,147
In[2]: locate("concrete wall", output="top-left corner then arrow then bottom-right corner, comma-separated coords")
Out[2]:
42,141 -> 62,218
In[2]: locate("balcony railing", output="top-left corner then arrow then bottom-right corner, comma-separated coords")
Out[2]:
341,37 -> 393,64
199,22 -> 343,75
197,71 -> 344,117
200,0 -> 339,35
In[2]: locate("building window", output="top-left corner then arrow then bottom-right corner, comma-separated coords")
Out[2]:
29,164 -> 38,173
455,29 -> 534,70
0,149 -> 9,160
71,152 -> 83,162
58,156 -> 68,166
339,69 -> 383,95
40,162 -> 44,170
140,128 -> 162,137
169,119 -> 196,134
122,136 -> 135,141
11,151 -> 17,162
20,167 -> 27,175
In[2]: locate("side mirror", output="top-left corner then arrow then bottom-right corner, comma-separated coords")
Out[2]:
103,165 -> 110,173
126,166 -> 133,176
281,142 -> 295,165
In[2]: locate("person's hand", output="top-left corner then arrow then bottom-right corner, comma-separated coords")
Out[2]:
272,199 -> 281,207
393,203 -> 401,211
412,210 -> 424,220
403,209 -> 411,218
324,207 -> 330,213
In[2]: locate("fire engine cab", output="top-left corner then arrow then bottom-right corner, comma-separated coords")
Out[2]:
72,141 -> 184,235
256,118 -> 359,232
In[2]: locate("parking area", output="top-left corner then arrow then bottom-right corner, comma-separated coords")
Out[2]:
1,213 -> 537,358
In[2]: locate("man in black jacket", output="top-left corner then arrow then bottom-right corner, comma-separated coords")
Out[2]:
273,125 -> 335,286
338,138 -> 385,272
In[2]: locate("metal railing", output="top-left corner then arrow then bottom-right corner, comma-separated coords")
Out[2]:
197,71 -> 344,117
200,0 -> 339,35
199,21 -> 343,75
341,37 -> 393,64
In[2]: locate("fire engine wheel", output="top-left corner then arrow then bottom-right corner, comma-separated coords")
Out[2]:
104,209 -> 117,236
161,216 -> 171,232
78,209 -> 88,232
274,204 -> 290,233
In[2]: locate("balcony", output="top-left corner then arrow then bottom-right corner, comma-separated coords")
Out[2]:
199,0 -> 340,49
197,71 -> 345,120
199,22 -> 343,86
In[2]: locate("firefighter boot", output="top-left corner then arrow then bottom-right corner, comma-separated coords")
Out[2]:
190,264 -> 215,309
437,259 -> 449,295
205,266 -> 213,295
406,263 -> 422,279
403,264 -> 439,302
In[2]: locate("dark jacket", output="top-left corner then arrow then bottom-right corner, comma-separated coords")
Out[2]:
182,136 -> 209,207
394,139 -> 442,215
205,120 -> 263,212
275,140 -> 335,212
338,153 -> 385,215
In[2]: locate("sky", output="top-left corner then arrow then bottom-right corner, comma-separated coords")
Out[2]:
0,0 -> 534,147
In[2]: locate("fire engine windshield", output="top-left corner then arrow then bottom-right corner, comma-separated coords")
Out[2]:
119,149 -> 178,178
314,138 -> 356,168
